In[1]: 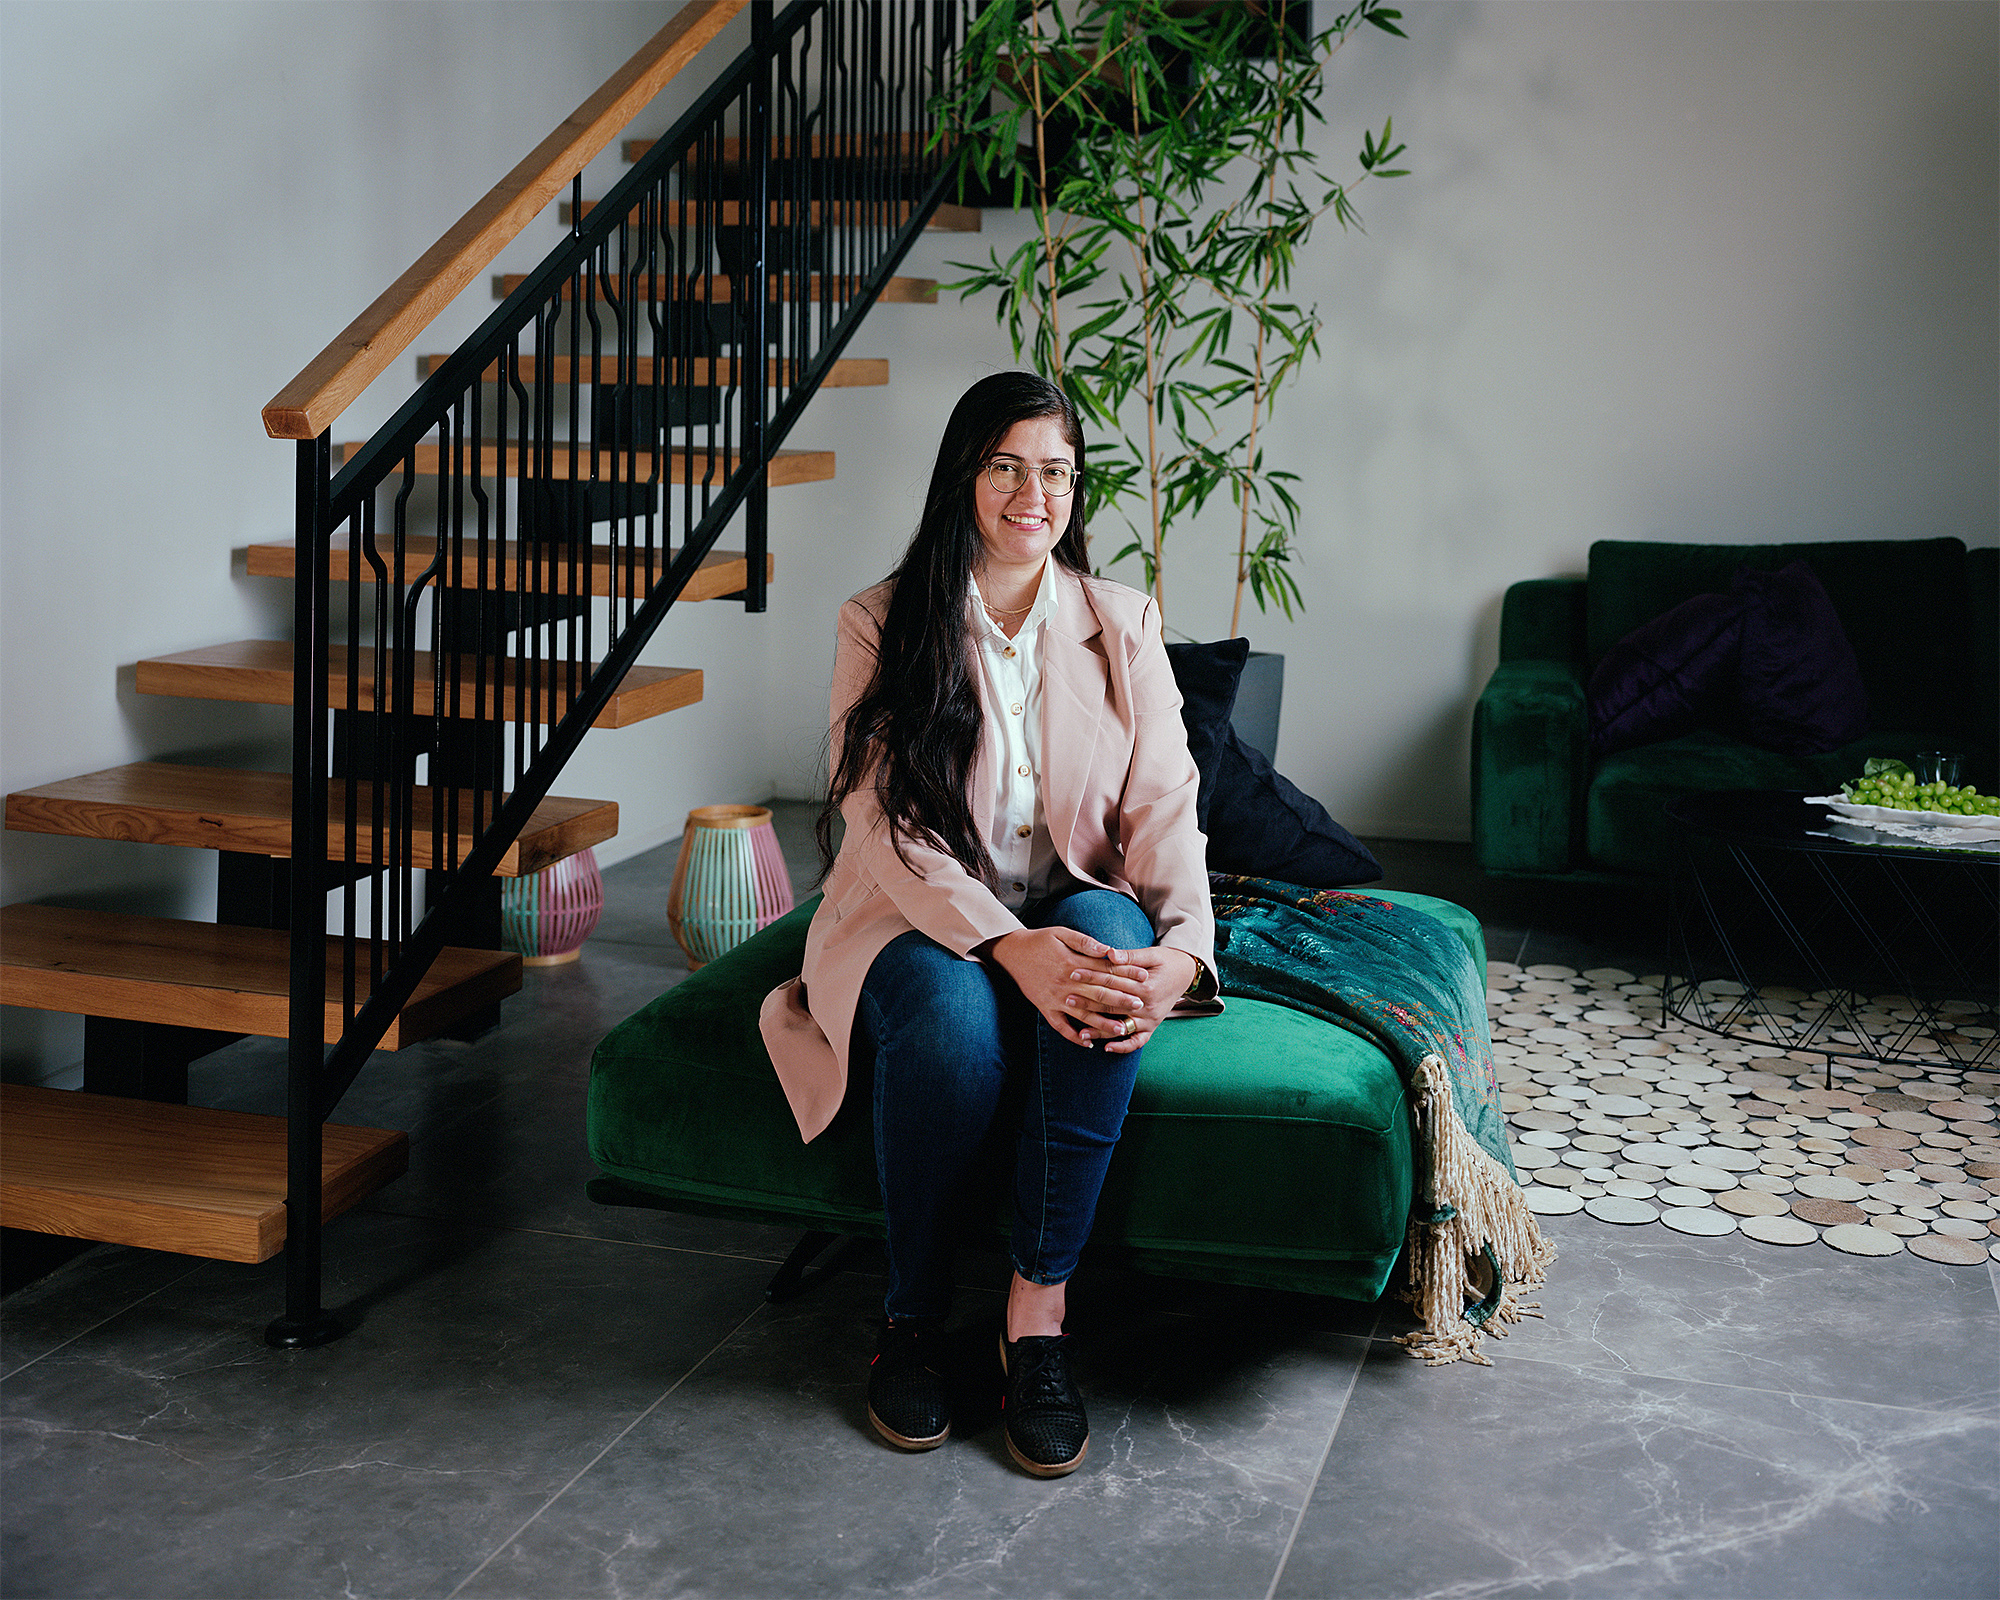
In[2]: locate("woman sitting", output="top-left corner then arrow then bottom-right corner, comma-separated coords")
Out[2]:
760,371 -> 1216,1478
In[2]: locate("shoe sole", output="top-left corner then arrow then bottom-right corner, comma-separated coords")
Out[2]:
1005,1430 -> 1087,1478
868,1405 -> 949,1452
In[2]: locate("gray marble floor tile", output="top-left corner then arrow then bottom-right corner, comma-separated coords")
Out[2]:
1274,1348 -> 2000,1600
1,1245 -> 204,1378
1,1213 -> 770,1600
455,1271 -> 1367,1599
1506,1211 -> 2000,1415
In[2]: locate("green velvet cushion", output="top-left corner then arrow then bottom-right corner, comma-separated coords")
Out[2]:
1586,727 -> 1953,876
587,890 -> 1486,1302
1472,660 -> 1587,874
1585,537 -> 1971,734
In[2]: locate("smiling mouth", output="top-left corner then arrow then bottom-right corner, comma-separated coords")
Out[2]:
1003,514 -> 1046,527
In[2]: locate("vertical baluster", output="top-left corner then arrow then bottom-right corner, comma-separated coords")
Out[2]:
661,178 -> 677,622
593,174 -> 617,658
792,14 -> 808,381
357,493 -> 387,988
436,412 -> 456,892
778,26 -> 798,402
574,218 -> 597,727
342,499 -> 361,1029
390,457 -> 417,949
510,329 -> 535,791
493,340 -> 512,815
492,406 -> 505,831
743,0 -> 771,612
661,158 -> 683,601
682,139 -> 698,562
818,8 -> 837,364
271,432 -> 334,1350
469,365 -> 492,845
836,0 -> 853,351
683,147 -> 695,578
580,229 -> 603,723
633,185 -> 655,633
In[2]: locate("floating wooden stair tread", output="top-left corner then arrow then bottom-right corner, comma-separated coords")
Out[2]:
0,904 -> 521,1050
561,196 -> 978,232
415,354 -> 887,388
330,440 -> 834,487
493,271 -> 937,305
136,642 -> 701,729
0,1083 -> 407,1264
247,538 -> 772,606
6,764 -> 616,877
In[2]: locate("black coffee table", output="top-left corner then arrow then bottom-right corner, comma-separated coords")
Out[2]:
1663,790 -> 1999,1077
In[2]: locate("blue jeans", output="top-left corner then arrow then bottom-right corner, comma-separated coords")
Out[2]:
856,888 -> 1156,1320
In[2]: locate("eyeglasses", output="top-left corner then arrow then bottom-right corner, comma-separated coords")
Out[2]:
984,459 -> 1078,497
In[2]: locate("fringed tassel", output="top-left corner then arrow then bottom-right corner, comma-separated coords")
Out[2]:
1395,1054 -> 1559,1366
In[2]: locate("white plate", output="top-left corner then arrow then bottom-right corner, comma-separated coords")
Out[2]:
1807,795 -> 1994,830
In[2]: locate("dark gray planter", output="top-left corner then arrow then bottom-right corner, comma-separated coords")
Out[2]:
1231,650 -> 1284,763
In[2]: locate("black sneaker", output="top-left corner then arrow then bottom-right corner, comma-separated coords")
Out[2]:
867,1319 -> 950,1451
999,1333 -> 1089,1477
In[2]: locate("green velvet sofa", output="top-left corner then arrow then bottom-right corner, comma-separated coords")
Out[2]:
588,888 -> 1486,1303
1472,538 -> 1998,879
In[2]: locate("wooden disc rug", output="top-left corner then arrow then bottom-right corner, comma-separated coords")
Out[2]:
1488,962 -> 2000,1263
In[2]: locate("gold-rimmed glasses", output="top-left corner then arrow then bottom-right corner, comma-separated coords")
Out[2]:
984,459 -> 1078,497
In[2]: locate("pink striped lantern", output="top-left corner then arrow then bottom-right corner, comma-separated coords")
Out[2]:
666,804 -> 796,968
500,847 -> 604,967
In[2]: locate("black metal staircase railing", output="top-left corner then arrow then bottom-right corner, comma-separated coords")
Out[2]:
271,0 -> 964,1347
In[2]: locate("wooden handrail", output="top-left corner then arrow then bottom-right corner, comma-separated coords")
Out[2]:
262,0 -> 746,441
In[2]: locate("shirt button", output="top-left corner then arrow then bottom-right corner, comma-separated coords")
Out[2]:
1012,882 -> 1026,894
1010,703 -> 1023,716
1003,646 -> 1017,658
1017,764 -> 1031,777
1015,824 -> 1032,838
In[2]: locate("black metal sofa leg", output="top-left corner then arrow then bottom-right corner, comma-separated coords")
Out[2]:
765,1230 -> 859,1303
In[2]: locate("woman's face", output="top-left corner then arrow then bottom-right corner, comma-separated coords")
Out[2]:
972,415 -> 1076,574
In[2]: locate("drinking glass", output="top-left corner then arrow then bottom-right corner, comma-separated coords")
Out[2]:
1912,751 -> 1963,787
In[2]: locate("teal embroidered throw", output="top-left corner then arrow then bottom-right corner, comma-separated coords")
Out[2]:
1210,874 -> 1555,1364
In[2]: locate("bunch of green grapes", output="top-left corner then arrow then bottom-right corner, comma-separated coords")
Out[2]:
1841,762 -> 2000,816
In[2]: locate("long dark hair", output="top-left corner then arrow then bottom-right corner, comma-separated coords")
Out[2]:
817,371 -> 1091,882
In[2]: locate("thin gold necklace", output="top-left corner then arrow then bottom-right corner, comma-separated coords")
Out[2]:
979,594 -> 1035,616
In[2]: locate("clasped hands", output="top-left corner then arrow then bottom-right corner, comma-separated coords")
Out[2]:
986,926 -> 1198,1053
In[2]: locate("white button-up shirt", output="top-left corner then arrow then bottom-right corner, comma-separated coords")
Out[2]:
970,557 -> 1063,909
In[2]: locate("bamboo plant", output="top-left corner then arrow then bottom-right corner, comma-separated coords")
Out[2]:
937,0 -> 1408,635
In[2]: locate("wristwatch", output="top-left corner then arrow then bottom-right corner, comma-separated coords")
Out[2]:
1181,960 -> 1217,1003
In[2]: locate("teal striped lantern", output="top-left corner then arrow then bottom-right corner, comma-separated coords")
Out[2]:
500,847 -> 603,966
666,805 -> 795,968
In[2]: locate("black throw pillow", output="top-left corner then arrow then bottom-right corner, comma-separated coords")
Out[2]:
1586,589 -> 1746,756
1204,731 -> 1383,887
1166,639 -> 1382,887
1730,561 -> 1870,755
1164,638 -> 1250,829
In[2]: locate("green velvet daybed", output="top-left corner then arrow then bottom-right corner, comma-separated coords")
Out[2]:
587,888 -> 1487,1306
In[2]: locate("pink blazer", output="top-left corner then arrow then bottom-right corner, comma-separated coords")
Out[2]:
760,565 -> 1216,1141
